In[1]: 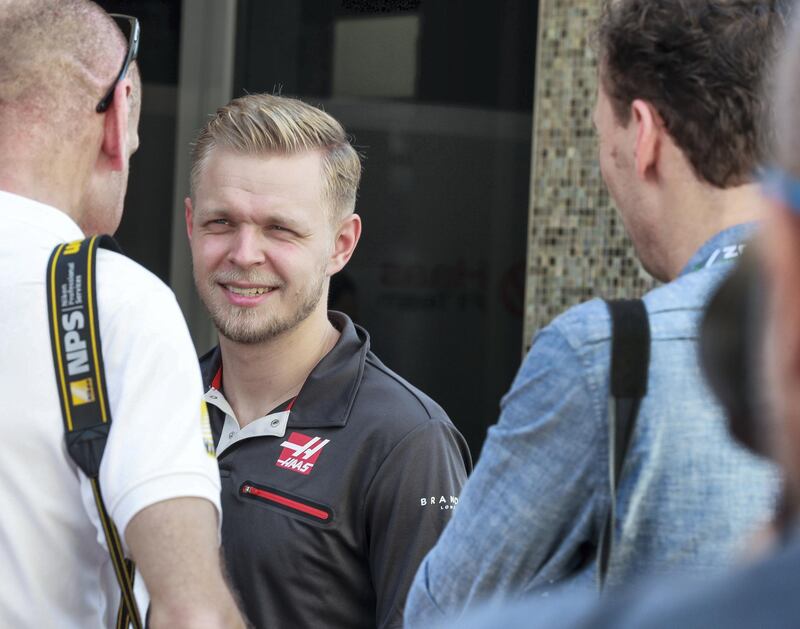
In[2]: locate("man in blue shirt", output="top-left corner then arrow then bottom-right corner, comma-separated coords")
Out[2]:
439,7 -> 800,627
405,1 -> 788,625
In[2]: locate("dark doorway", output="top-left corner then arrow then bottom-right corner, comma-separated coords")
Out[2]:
233,0 -> 537,459
95,0 -> 182,284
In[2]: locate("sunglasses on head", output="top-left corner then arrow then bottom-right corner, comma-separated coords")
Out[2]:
96,14 -> 140,114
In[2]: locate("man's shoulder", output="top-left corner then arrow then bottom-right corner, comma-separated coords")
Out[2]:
96,248 -> 176,308
545,297 -> 612,349
355,349 -> 452,432
642,265 -> 728,338
94,249 -> 188,346
351,348 -> 470,493
542,266 -> 725,349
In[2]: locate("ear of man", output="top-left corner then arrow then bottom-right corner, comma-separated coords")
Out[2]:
631,99 -> 663,181
98,78 -> 132,173
326,213 -> 362,276
184,196 -> 195,241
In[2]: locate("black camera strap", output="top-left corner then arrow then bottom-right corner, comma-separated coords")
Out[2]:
597,298 -> 650,590
46,235 -> 143,629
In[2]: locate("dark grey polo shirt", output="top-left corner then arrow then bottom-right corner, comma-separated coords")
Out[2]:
199,312 -> 472,629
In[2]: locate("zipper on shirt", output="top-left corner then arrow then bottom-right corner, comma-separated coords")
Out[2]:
240,481 -> 333,523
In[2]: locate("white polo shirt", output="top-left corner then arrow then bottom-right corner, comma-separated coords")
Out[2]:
0,190 -> 222,627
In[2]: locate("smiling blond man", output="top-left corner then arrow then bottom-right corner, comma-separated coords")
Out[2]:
185,93 -> 471,629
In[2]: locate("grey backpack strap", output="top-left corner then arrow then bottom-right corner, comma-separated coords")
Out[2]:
597,298 -> 650,590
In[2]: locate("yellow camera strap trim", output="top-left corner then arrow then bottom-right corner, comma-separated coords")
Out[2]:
47,236 -> 143,629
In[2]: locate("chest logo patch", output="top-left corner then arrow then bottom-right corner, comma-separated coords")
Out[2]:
276,432 -> 330,475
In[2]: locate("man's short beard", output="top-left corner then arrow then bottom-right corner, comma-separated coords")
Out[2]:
199,273 -> 326,345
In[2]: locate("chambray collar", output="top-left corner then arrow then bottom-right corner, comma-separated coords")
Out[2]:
680,222 -> 758,277
199,311 -> 369,431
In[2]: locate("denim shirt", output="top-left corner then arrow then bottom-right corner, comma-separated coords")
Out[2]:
404,224 -> 778,627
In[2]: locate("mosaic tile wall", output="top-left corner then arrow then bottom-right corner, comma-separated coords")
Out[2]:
524,0 -> 655,349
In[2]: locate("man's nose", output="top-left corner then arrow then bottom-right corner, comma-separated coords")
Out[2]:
227,227 -> 266,269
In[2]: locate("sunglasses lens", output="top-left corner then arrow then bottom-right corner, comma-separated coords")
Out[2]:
112,16 -> 139,62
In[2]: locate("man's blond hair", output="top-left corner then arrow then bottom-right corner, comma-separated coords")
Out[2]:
190,93 -> 362,222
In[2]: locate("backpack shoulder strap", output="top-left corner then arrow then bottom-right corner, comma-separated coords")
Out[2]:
597,298 -> 650,590
47,235 -> 143,629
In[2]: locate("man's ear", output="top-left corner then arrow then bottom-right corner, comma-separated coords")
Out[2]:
100,78 -> 132,172
327,213 -> 362,276
764,206 -> 800,377
631,99 -> 662,180
185,196 -> 195,241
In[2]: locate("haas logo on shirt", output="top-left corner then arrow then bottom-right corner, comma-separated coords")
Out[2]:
276,432 -> 330,475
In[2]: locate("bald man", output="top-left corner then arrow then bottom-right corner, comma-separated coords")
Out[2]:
0,2 -> 245,628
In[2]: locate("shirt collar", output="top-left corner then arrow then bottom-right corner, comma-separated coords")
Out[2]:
679,222 -> 758,277
199,311 -> 369,429
0,189 -> 84,241
204,383 -> 290,455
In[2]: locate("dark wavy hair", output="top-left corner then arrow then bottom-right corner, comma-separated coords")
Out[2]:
596,0 -> 791,188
